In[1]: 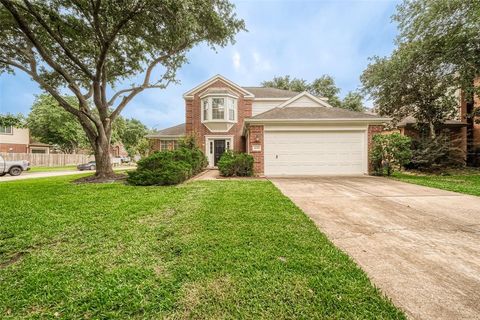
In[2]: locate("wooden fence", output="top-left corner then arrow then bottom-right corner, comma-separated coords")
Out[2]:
1,152 -> 95,167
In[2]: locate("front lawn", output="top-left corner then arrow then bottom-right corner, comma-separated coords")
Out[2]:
392,168 -> 480,196
0,176 -> 404,319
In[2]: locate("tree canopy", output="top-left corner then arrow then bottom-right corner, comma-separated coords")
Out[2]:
115,118 -> 149,157
309,75 -> 342,108
0,113 -> 25,128
261,75 -> 310,93
0,0 -> 245,178
341,91 -> 365,113
27,94 -> 150,155
361,42 -> 458,138
360,0 -> 475,137
394,0 -> 480,99
261,75 -> 364,111
27,94 -> 89,153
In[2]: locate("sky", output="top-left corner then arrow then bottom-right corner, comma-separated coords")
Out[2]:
0,0 -> 400,130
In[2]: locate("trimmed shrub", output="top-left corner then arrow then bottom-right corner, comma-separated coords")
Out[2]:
370,133 -> 412,176
127,136 -> 207,186
218,151 -> 254,177
407,133 -> 465,171
126,162 -> 192,186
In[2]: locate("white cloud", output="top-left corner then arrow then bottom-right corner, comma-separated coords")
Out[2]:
0,0 -> 400,127
232,51 -> 241,71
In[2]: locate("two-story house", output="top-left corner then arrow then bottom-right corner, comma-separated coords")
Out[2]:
0,125 -> 51,154
148,75 -> 389,176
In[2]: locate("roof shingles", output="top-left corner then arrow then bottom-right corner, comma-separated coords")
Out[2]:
250,107 -> 384,120
242,87 -> 299,98
146,123 -> 185,138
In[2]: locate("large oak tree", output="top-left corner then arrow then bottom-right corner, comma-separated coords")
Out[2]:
394,0 -> 480,101
0,0 -> 245,178
361,0 -> 480,138
361,43 -> 458,139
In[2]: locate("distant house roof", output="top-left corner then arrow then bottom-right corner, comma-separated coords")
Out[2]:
397,116 -> 467,127
29,142 -> 52,147
146,123 -> 186,138
241,87 -> 299,99
249,107 -> 387,120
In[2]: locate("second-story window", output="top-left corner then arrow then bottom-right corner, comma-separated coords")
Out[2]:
212,98 -> 225,119
201,97 -> 237,122
203,100 -> 209,120
0,126 -> 13,134
228,99 -> 235,121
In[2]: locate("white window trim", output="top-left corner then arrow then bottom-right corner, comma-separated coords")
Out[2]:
204,135 -> 234,167
201,96 -> 237,123
0,125 -> 13,135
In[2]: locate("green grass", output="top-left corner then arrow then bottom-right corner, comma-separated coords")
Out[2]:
0,176 -> 404,319
28,165 -> 77,173
392,168 -> 480,196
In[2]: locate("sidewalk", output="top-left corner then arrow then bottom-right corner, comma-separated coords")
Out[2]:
0,166 -> 134,182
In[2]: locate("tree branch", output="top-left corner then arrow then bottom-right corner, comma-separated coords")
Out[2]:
0,58 -> 32,74
22,0 -> 94,79
0,0 -> 89,108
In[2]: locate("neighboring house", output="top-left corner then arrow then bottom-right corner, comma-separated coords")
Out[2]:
148,75 -> 389,176
397,78 -> 480,166
110,142 -> 128,158
0,126 -> 51,154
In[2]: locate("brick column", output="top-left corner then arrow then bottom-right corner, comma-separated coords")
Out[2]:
247,125 -> 264,176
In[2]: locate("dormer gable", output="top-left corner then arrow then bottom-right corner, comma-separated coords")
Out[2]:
183,75 -> 254,100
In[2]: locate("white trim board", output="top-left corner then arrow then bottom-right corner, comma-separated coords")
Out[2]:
204,135 -> 234,167
183,75 -> 254,99
276,92 -> 334,108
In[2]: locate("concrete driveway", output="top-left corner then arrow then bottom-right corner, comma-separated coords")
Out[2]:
271,176 -> 480,320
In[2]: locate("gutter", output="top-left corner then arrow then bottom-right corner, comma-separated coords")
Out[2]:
242,117 -> 391,135
145,134 -> 185,139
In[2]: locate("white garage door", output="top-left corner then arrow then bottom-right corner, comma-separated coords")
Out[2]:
264,130 -> 366,176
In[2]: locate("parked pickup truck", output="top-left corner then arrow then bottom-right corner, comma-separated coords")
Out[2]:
0,155 -> 30,176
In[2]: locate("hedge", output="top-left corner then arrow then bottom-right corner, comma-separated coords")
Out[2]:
127,138 -> 207,186
217,150 -> 254,177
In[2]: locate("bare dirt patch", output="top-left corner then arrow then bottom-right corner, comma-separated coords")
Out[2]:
73,173 -> 127,184
0,252 -> 25,269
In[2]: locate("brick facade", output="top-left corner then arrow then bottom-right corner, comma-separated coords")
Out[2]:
150,139 -> 178,152
473,78 -> 480,152
185,79 -> 252,154
247,125 -> 264,176
0,143 -> 28,153
368,125 -> 384,174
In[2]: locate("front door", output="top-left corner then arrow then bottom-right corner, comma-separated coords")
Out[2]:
214,140 -> 226,166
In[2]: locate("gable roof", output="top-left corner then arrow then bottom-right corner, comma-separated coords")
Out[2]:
146,123 -> 186,138
275,91 -> 333,108
241,87 -> 299,99
397,116 -> 467,127
250,106 -> 385,120
183,75 -> 254,99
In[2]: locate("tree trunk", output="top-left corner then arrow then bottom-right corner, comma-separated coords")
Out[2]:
428,122 -> 436,139
93,136 -> 114,178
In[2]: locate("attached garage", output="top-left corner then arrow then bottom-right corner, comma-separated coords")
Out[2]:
264,129 -> 366,176
244,92 -> 390,176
